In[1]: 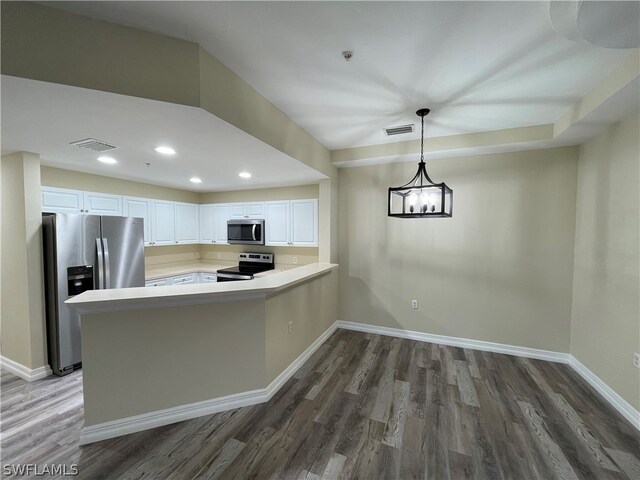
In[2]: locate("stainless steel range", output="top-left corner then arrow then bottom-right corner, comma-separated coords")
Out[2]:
216,253 -> 275,282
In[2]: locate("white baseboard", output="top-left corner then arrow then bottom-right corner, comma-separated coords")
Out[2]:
336,320 -> 639,431
335,320 -> 570,363
568,356 -> 640,429
0,355 -> 52,382
80,321 -> 339,445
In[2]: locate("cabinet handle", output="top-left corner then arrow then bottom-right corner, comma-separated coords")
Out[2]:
175,241 -> 179,244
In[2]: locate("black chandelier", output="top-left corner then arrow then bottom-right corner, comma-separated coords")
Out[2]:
388,109 -> 453,218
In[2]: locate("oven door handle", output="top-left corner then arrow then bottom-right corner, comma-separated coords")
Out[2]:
252,224 -> 257,241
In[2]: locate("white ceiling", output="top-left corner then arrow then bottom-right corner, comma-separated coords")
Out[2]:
41,1 -> 634,150
0,76 -> 326,191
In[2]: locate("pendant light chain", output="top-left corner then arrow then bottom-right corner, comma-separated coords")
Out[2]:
420,114 -> 425,163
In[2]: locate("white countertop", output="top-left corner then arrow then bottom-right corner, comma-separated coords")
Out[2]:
67,263 -> 338,314
145,260 -> 294,280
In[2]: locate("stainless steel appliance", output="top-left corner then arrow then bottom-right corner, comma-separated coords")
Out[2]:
42,213 -> 145,376
227,219 -> 265,245
216,253 -> 274,282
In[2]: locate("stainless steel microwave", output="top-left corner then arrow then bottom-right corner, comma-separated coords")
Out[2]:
227,219 -> 265,245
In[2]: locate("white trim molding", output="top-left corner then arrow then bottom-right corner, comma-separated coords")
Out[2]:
336,320 -> 639,431
80,321 -> 339,445
568,356 -> 640,430
335,320 -> 570,363
0,356 -> 52,382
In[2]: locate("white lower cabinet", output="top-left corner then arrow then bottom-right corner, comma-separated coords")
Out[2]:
175,203 -> 199,244
145,278 -> 170,287
151,201 -> 175,245
199,272 -> 218,283
123,197 -> 151,245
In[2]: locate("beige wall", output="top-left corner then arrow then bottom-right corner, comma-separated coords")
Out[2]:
81,270 -> 337,426
200,183 -> 318,203
1,2 -> 201,107
570,110 -> 640,410
265,269 -> 338,382
1,152 -> 47,369
338,147 -> 579,352
41,166 -> 200,203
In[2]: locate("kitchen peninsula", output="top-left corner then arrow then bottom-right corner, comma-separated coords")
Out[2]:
67,262 -> 338,444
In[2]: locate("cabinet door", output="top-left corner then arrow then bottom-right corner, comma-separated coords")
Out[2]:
291,199 -> 318,247
199,204 -> 213,243
41,187 -> 83,214
229,203 -> 246,219
213,204 -> 230,244
123,197 -> 151,245
175,202 -> 198,244
151,201 -> 175,245
246,202 -> 265,218
83,191 -> 122,216
265,201 -> 290,246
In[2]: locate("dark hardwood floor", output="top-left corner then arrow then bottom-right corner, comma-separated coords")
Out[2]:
1,329 -> 639,479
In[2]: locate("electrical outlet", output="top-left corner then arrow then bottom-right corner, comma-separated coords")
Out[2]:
217,253 -> 221,260
292,257 -> 298,264
288,321 -> 294,333
411,299 -> 418,309
634,353 -> 640,369
194,252 -> 200,259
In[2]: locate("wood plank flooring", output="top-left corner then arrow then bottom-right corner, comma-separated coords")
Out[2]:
1,329 -> 638,479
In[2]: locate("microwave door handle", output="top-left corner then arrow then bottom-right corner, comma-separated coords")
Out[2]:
103,238 -> 111,289
96,238 -> 104,289
252,224 -> 257,241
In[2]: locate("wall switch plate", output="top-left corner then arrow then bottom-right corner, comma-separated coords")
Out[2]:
411,299 -> 418,309
292,257 -> 298,264
634,353 -> 640,369
288,320 -> 294,333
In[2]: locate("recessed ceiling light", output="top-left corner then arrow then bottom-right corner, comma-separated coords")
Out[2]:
190,177 -> 202,184
154,146 -> 176,155
239,172 -> 251,179
98,156 -> 117,165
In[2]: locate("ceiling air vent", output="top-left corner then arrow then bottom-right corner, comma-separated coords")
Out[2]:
69,138 -> 118,152
384,124 -> 414,136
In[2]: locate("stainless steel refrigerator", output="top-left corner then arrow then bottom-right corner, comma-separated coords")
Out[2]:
42,213 -> 145,376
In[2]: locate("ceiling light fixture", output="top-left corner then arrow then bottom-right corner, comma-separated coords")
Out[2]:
154,146 -> 176,155
388,109 -> 453,218
238,172 -> 251,179
97,156 -> 117,165
190,177 -> 202,184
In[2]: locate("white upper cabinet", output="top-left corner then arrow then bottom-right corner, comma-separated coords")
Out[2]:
229,203 -> 246,219
123,197 -> 151,245
175,202 -> 198,244
83,191 -> 122,216
41,187 -> 83,214
213,204 -> 230,244
291,199 -> 318,247
246,202 -> 265,218
229,202 -> 264,219
199,204 -> 214,243
265,201 -> 290,246
151,200 -> 175,245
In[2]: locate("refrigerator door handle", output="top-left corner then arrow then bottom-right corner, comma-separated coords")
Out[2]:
103,237 -> 111,289
96,238 -> 104,289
